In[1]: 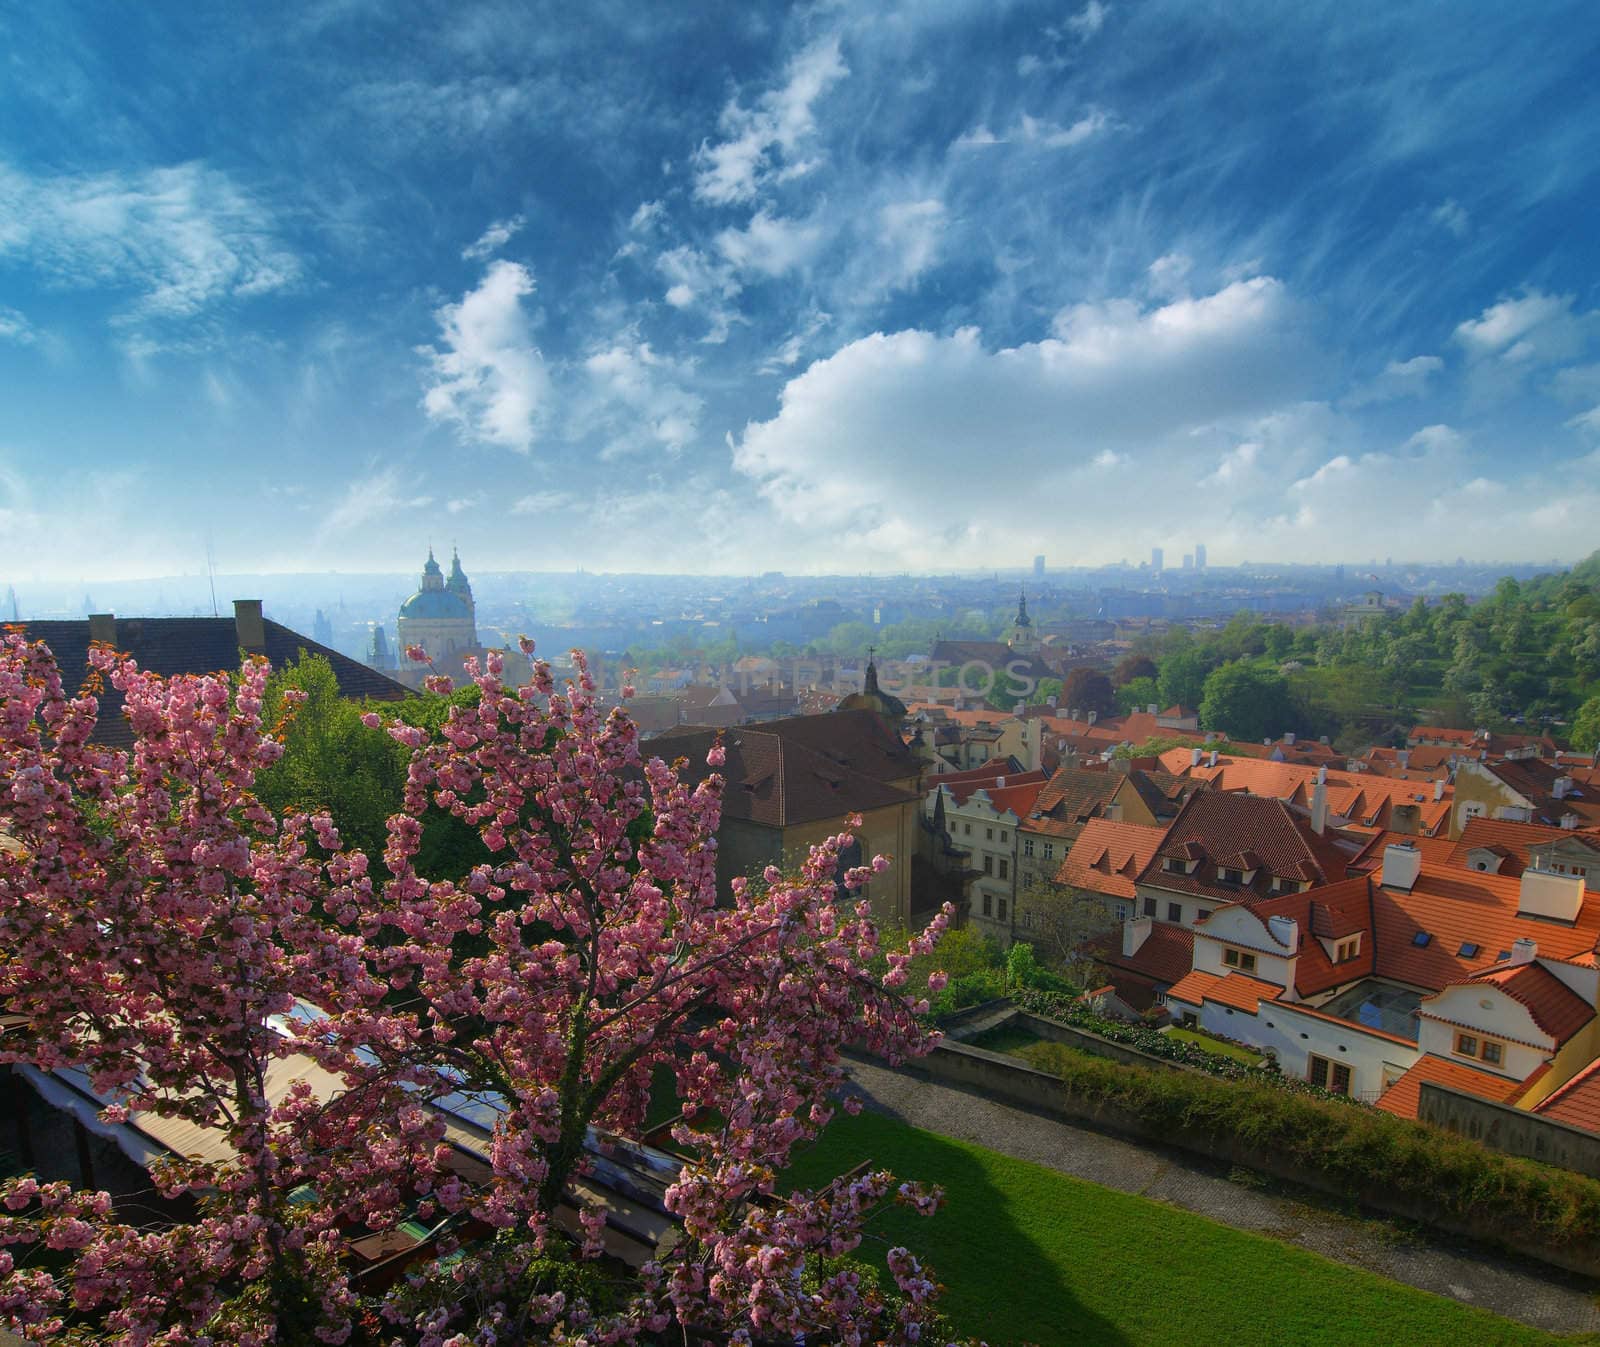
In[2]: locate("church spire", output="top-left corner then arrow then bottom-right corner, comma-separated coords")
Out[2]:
1016,586 -> 1031,628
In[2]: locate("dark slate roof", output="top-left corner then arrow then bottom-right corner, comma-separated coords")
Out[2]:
15,616 -> 410,748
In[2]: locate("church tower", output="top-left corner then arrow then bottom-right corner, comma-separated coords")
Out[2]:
1008,587 -> 1038,654
397,548 -> 477,659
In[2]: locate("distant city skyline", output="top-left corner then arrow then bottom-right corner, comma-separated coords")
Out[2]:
4,4 -> 1600,579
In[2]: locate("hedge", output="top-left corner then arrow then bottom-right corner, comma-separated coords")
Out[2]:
1019,1039 -> 1600,1250
1012,987 -> 1356,1103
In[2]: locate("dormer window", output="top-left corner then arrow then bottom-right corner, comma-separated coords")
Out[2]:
1335,937 -> 1360,962
1165,857 -> 1187,874
1220,867 -> 1244,885
1223,948 -> 1258,973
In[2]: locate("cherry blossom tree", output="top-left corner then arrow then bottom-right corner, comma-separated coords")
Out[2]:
0,633 -> 961,1345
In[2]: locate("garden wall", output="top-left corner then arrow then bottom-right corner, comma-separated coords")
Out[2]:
894,1038 -> 1600,1279
1420,1081 -> 1600,1180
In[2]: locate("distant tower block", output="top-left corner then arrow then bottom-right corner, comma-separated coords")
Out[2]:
1195,543 -> 1207,570
1151,547 -> 1164,572
1033,554 -> 1045,578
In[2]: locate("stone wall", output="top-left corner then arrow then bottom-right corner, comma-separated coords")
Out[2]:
1419,1080 -> 1600,1179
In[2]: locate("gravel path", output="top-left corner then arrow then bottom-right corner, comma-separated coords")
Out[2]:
842,1056 -> 1600,1336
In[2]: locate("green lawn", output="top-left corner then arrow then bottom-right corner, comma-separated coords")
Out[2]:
783,1110 -> 1584,1347
1164,1026 -> 1265,1065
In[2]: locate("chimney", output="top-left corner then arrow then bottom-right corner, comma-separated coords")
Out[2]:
1266,914 -> 1299,952
1190,747 -> 1203,768
1310,778 -> 1328,835
1208,750 -> 1218,768
1518,868 -> 1584,924
1026,725 -> 1044,774
1316,764 -> 1327,785
1381,842 -> 1421,891
1087,710 -> 1098,726
87,612 -> 117,646
1284,732 -> 1296,746
1553,776 -> 1573,800
1123,915 -> 1152,958
1319,735 -> 1330,745
1398,749 -> 1411,770
234,599 -> 266,653
1509,937 -> 1537,967
1390,803 -> 1420,836
1147,703 -> 1158,715
1433,777 -> 1446,802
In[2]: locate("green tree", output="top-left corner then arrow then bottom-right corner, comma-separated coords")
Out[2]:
1158,647 -> 1214,709
1572,696 -> 1600,754
1115,675 -> 1160,715
1199,662 -> 1299,742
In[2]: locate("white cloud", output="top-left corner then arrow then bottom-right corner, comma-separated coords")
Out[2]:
876,199 -> 946,289
1432,199 -> 1470,238
320,468 -> 432,536
0,305 -> 35,345
420,260 -> 549,452
1146,252 -> 1192,297
732,276 -> 1312,556
0,160 -> 299,330
692,37 -> 848,204
655,246 -> 741,341
462,214 -> 526,260
510,490 -> 573,515
714,210 -> 823,277
1401,423 -> 1463,455
955,110 -> 1110,151
1567,406 -> 1600,436
629,200 -> 664,232
1066,1 -> 1110,39
447,494 -> 484,514
1344,353 -> 1443,406
577,336 -> 703,457
1453,290 -> 1589,365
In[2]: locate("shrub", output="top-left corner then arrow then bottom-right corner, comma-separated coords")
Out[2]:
1016,1040 -> 1600,1249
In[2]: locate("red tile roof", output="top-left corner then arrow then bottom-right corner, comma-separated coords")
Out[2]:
1347,831 -> 1458,873
1092,920 -> 1195,987
1057,818 -> 1168,900
1208,875 -> 1377,997
939,767 -> 1048,808
1030,767 -> 1123,826
1534,1058 -> 1600,1133
1375,1054 -> 1525,1120
1165,968 -> 1285,1011
1447,817 -> 1600,884
1139,790 -> 1361,901
1462,963 -> 1595,1044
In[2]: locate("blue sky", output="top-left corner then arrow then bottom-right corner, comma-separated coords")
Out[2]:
2,1 -> 1599,581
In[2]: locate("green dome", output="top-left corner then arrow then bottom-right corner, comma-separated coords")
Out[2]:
399,590 -> 471,620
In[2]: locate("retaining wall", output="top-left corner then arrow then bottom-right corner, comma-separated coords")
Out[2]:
1420,1081 -> 1600,1180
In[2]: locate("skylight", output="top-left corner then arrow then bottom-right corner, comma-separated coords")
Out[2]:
1412,931 -> 1432,947
1459,941 -> 1480,958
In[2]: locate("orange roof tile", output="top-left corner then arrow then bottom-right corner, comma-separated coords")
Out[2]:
1164,968 -> 1284,1012
1447,817 -> 1600,885
1057,818 -> 1168,900
1091,920 -> 1195,986
1534,1058 -> 1600,1133
1460,963 -> 1595,1044
1375,1054 -> 1525,1120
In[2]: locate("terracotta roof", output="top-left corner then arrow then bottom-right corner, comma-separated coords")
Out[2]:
1139,790 -> 1360,901
941,768 -> 1049,810
1057,818 -> 1168,900
654,713 -> 921,829
1462,963 -> 1595,1044
1482,758 -> 1600,828
1115,768 -> 1196,821
1534,1058 -> 1600,1133
1375,1055 -> 1525,1120
1347,831 -> 1458,873
1030,767 -> 1122,826
1368,862 -> 1600,991
1159,754 -> 1453,833
15,616 -> 410,748
1206,875 -> 1377,997
1447,817 -> 1600,881
1091,921 -> 1195,986
1164,968 -> 1284,1012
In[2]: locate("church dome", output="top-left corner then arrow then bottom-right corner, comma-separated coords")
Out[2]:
399,589 -> 471,620
837,655 -> 907,722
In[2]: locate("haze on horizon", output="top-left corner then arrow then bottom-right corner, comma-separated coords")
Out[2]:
3,2 -> 1599,583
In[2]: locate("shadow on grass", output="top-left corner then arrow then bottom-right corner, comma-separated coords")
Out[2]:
782,1107 -> 1131,1347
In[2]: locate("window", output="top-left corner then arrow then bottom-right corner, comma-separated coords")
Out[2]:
1001,830 -> 1009,842
1197,909 -> 1211,921
1412,931 -> 1432,947
1023,838 -> 1035,857
1308,1055 -> 1351,1095
963,823 -> 971,836
982,893 -> 992,916
1142,898 -> 1157,917
1113,903 -> 1130,921
1220,867 -> 1244,885
1043,843 -> 1055,861
1167,902 -> 1183,923
983,855 -> 993,875
1165,858 -> 1186,874
1335,939 -> 1358,962
998,858 -> 1009,880
986,827 -> 994,841
1223,948 -> 1257,973
1181,1012 -> 1198,1028
1455,1033 -> 1478,1058
1458,942 -> 1479,958
1482,1040 -> 1504,1066
998,898 -> 1008,921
